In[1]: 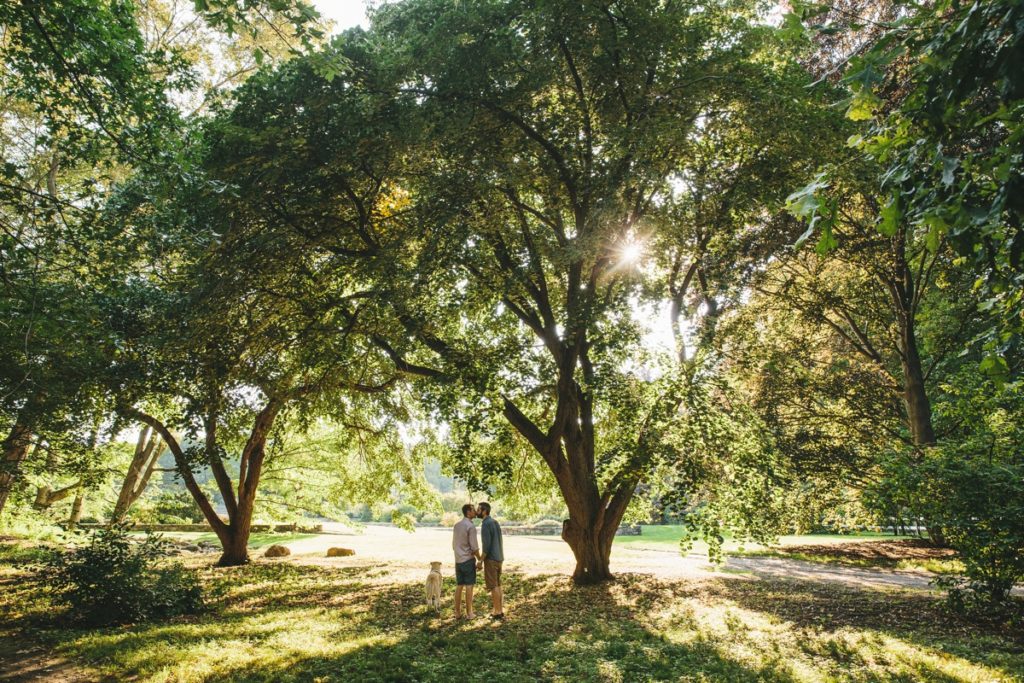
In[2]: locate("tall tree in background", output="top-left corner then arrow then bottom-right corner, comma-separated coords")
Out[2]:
110,426 -> 164,523
788,0 -> 1024,379
0,0 -> 330,520
0,0 -> 183,516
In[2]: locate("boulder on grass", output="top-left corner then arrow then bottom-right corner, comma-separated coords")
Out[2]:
327,547 -> 355,557
264,544 -> 291,558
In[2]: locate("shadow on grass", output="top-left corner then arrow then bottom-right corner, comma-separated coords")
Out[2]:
7,560 -> 1024,682
19,565 -> 795,682
198,569 -> 801,683
699,575 -> 1024,680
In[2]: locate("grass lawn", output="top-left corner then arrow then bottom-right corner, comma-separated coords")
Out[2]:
615,525 -> 957,574
142,531 -> 320,550
1,538 -> 1021,682
730,542 -> 964,575
614,525 -> 916,554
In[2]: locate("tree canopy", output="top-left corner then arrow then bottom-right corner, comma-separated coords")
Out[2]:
1,0 -> 1021,599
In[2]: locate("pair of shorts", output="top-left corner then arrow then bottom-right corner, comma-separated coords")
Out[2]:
455,559 -> 476,585
484,559 -> 502,590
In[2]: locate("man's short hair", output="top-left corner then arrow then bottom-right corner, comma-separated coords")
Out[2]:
478,501 -> 491,516
462,503 -> 475,517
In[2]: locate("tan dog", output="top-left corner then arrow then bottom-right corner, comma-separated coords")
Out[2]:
425,561 -> 443,612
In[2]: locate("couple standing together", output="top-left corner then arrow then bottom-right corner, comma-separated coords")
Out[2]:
451,502 -> 504,620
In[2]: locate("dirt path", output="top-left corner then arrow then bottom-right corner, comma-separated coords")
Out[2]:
0,641 -> 91,683
276,524 -> 943,592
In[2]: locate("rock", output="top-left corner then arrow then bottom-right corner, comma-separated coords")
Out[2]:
184,544 -> 201,552
264,544 -> 291,558
327,547 -> 355,557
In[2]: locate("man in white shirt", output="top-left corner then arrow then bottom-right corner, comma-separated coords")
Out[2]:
452,503 -> 481,619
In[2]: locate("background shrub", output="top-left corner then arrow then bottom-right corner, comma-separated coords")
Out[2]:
133,490 -> 205,524
46,524 -> 203,625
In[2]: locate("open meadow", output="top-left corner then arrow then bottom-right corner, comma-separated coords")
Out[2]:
1,526 -> 1021,682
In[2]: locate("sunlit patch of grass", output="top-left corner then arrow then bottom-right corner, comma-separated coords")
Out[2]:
732,540 -> 963,575
139,531 -> 318,550
650,582 -> 1014,682
2,539 -> 1021,682
895,557 -> 965,575
0,538 -> 53,565
614,525 -> 916,556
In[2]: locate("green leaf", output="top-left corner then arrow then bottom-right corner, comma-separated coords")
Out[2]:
778,12 -> 807,42
878,197 -> 900,236
786,173 -> 830,219
923,214 -> 948,252
814,218 -> 838,254
846,91 -> 879,121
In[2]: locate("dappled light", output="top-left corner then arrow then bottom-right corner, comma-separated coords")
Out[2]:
2,554 -> 1020,682
1,0 -> 1022,679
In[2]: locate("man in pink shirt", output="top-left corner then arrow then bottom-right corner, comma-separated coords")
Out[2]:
451,503 -> 481,619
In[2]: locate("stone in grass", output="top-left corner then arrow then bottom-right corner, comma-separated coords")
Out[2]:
264,544 -> 291,558
327,547 -> 355,557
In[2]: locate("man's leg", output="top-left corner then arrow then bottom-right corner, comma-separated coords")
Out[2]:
454,585 -> 464,618
491,585 -> 503,615
485,561 -> 504,616
465,585 -> 475,617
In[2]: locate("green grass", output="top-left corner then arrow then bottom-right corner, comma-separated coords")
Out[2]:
732,548 -> 965,575
2,538 -> 1021,682
144,532 -> 318,550
613,525 -> 914,554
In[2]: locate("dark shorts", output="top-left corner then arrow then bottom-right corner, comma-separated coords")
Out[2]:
455,559 -> 476,586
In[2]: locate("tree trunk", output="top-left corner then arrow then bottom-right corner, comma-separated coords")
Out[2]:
900,324 -> 936,447
561,517 -> 614,584
33,480 -> 80,509
502,368 -> 636,585
889,238 -> 944,547
129,401 -> 280,568
111,427 -> 163,522
216,526 -> 251,566
0,421 -> 33,517
67,490 -> 85,529
212,488 -> 258,566
899,324 -> 946,546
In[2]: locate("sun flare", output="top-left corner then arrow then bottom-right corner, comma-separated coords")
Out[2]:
618,240 -> 644,265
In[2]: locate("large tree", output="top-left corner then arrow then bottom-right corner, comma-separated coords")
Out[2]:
0,0 -> 333,521
201,0 -> 822,582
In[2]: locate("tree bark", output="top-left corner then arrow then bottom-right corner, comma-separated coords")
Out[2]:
0,421 -> 33,517
899,316 -> 948,543
126,400 -> 282,567
111,426 -> 163,522
217,527 -> 252,566
561,517 -> 614,584
33,480 -> 80,509
888,235 -> 943,545
67,490 -> 85,529
214,399 -> 281,566
900,322 -> 936,447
